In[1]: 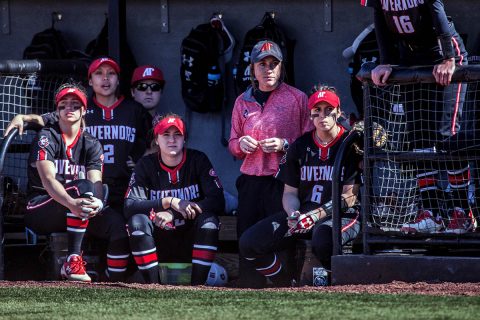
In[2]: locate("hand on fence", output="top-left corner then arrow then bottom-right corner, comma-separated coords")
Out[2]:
433,58 -> 455,86
4,115 -> 25,137
371,64 -> 392,86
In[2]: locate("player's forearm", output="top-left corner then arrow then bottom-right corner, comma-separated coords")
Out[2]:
42,177 -> 76,211
124,197 -> 164,219
22,114 -> 45,126
282,192 -> 300,214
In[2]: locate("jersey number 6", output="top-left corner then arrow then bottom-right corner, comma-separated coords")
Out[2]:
311,185 -> 324,204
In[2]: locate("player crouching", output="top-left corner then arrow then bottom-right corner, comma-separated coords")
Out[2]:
239,85 -> 363,287
124,114 -> 225,285
25,83 -> 131,282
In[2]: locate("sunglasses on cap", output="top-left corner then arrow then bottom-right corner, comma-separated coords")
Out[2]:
135,83 -> 162,92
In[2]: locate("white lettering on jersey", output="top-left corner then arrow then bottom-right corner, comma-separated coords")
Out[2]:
150,184 -> 200,201
300,165 -> 334,182
85,125 -> 136,142
381,0 -> 423,12
55,159 -> 86,182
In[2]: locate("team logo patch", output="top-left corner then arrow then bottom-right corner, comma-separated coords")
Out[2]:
209,169 -> 218,177
38,135 -> 49,148
128,173 -> 136,187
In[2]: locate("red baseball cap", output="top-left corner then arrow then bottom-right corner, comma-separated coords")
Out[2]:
308,90 -> 340,110
154,116 -> 185,136
131,65 -> 165,86
55,87 -> 88,109
88,57 -> 120,78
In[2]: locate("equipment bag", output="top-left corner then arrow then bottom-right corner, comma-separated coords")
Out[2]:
180,22 -> 226,113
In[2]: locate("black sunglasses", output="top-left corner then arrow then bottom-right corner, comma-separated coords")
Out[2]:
58,105 -> 82,111
135,83 -> 162,92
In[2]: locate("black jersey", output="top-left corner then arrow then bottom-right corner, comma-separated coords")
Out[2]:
27,123 -> 103,197
124,149 -> 225,218
276,127 -> 361,208
42,96 -> 148,185
366,0 -> 465,64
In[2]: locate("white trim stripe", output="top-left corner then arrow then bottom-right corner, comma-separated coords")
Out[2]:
108,267 -> 127,272
107,253 -> 130,259
138,262 -> 158,270
193,244 -> 217,251
132,248 -> 157,255
257,255 -> 277,271
66,227 -> 87,233
192,260 -> 213,266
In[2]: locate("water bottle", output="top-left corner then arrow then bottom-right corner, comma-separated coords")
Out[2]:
207,65 -> 221,87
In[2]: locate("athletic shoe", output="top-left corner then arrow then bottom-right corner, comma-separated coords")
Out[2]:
400,210 -> 443,234
445,207 -> 473,234
60,254 -> 91,282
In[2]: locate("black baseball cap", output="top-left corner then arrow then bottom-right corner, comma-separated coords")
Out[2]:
250,40 -> 283,63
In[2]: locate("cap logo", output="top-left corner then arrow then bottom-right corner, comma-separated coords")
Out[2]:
317,91 -> 326,98
167,117 -> 176,123
260,42 -> 273,52
143,68 -> 154,77
100,58 -> 109,63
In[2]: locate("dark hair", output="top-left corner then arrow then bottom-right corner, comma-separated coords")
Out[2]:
309,84 -> 338,96
54,80 -> 88,98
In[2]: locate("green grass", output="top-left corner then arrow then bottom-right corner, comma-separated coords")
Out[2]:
1,286 -> 480,320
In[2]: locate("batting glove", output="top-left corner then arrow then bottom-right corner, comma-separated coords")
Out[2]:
289,211 -> 319,234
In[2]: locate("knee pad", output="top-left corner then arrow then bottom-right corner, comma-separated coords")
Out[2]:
196,213 -> 220,230
127,214 -> 154,236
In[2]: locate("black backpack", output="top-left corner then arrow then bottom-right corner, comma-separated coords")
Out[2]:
180,22 -> 225,113
23,27 -> 69,60
234,12 -> 295,95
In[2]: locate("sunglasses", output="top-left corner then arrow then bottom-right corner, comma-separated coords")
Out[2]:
58,105 -> 82,111
136,83 -> 162,92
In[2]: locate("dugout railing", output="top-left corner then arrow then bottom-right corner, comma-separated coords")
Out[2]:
0,59 -> 88,279
355,63 -> 480,256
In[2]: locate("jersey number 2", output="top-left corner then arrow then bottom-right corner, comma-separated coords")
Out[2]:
103,144 -> 114,163
311,185 -> 324,203
392,16 -> 414,34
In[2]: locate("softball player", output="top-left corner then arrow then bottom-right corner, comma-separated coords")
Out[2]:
124,114 -> 225,285
6,57 -> 149,214
239,86 -> 362,286
362,0 -> 473,233
25,83 -> 130,282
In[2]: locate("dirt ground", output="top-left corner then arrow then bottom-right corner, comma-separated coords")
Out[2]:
1,280 -> 480,296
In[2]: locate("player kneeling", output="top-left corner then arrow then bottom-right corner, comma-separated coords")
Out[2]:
124,114 -> 225,285
239,85 -> 363,287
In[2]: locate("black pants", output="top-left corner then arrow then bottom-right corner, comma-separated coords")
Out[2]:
235,174 -> 284,287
